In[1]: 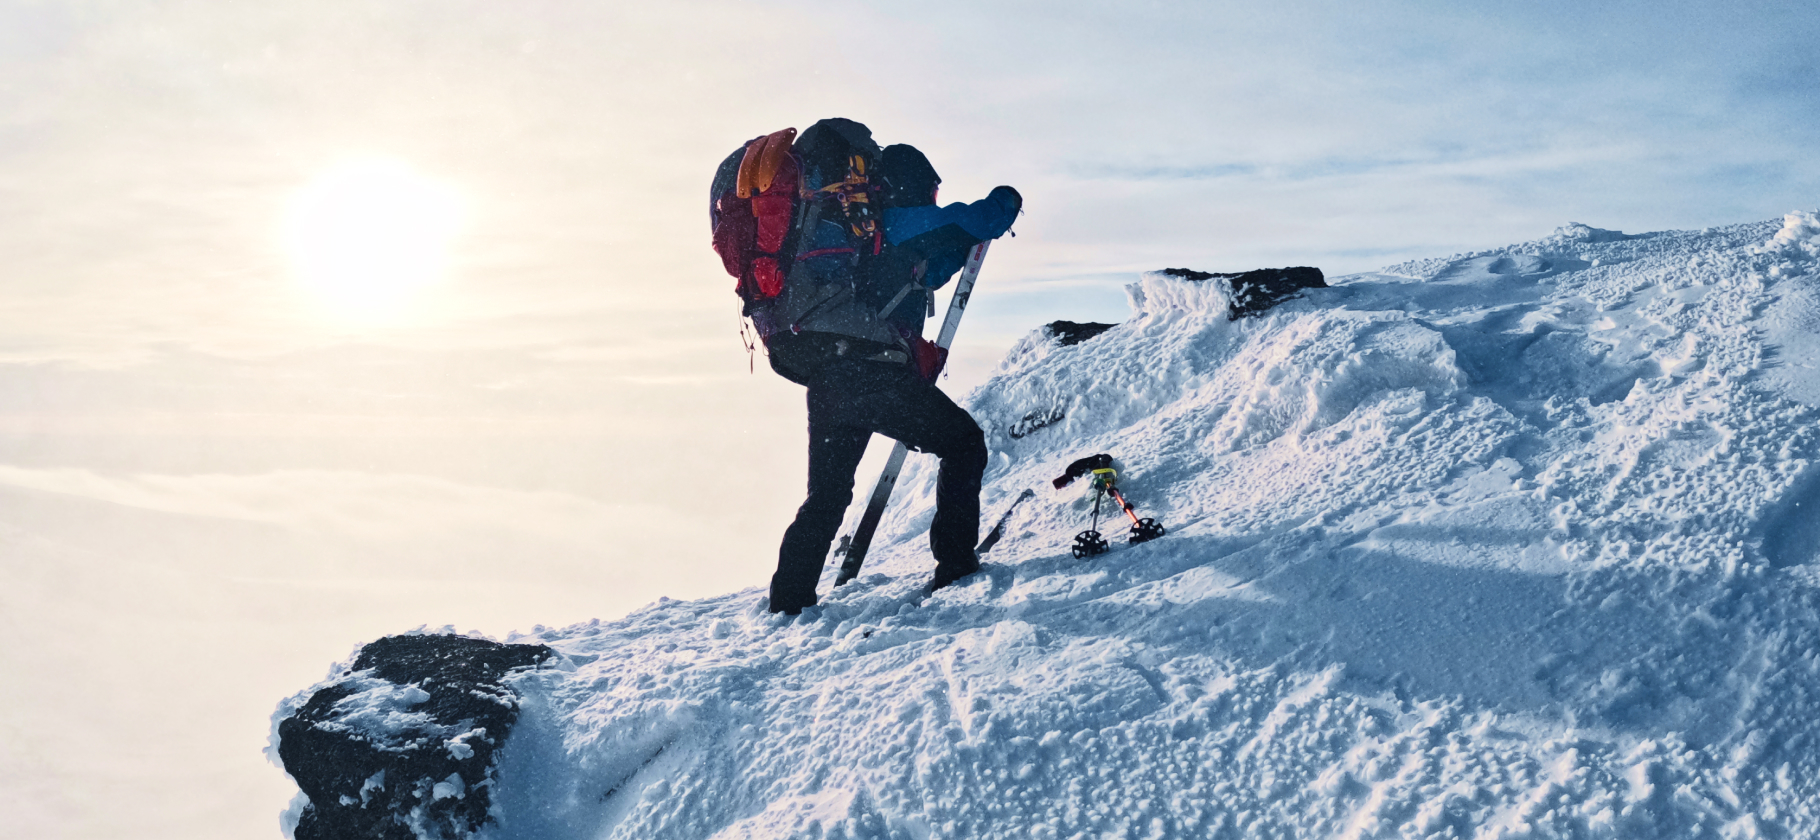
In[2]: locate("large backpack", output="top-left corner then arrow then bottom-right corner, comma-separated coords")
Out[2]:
709,119 -> 892,353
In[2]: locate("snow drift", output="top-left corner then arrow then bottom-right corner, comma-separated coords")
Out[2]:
276,212 -> 1820,839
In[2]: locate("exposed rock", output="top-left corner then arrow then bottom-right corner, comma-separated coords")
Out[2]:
276,634 -> 555,840
1158,265 -> 1326,318
1045,320 -> 1118,347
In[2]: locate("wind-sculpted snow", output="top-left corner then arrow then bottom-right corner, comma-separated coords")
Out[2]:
278,212 -> 1820,839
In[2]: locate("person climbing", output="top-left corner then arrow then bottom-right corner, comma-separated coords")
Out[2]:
757,129 -> 1020,615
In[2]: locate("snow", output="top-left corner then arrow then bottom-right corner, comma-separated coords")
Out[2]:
317,677 -> 440,749
280,212 -> 1820,838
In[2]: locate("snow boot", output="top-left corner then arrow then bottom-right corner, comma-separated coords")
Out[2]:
929,555 -> 982,592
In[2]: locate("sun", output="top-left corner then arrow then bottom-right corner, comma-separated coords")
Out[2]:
283,158 -> 466,321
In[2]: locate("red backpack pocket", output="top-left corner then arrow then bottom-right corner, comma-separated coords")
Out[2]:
717,128 -> 802,304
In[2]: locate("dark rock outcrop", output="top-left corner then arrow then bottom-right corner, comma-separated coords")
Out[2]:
276,634 -> 555,840
1159,266 -> 1327,318
1045,320 -> 1118,346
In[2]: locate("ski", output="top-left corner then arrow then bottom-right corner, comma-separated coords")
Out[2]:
976,489 -> 1036,554
835,240 -> 992,586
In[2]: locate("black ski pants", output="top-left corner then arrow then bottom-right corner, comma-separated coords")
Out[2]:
771,360 -> 987,613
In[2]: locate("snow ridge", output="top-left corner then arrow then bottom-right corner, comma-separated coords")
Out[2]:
279,212 -> 1820,839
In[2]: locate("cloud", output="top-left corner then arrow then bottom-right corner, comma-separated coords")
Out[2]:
0,462 -> 785,617
7,0 -> 1818,368
0,465 -> 657,543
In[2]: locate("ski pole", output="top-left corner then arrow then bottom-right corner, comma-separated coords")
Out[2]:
1107,487 -> 1143,527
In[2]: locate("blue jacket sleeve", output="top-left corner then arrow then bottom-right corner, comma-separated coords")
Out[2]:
883,186 -> 1022,290
930,186 -> 1021,244
922,251 -> 969,291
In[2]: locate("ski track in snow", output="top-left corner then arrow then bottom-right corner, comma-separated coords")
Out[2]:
284,213 -> 1820,839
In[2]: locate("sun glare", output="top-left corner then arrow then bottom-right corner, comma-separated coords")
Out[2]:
283,158 -> 466,321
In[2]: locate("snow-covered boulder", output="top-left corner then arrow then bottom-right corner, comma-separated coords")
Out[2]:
1135,265 -> 1328,319
273,634 -> 555,840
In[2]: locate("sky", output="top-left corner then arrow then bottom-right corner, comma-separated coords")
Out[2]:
0,0 -> 1816,838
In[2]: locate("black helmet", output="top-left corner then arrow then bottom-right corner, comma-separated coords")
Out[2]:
880,144 -> 941,208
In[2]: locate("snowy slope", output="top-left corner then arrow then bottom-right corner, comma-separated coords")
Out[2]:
281,212 -> 1820,839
